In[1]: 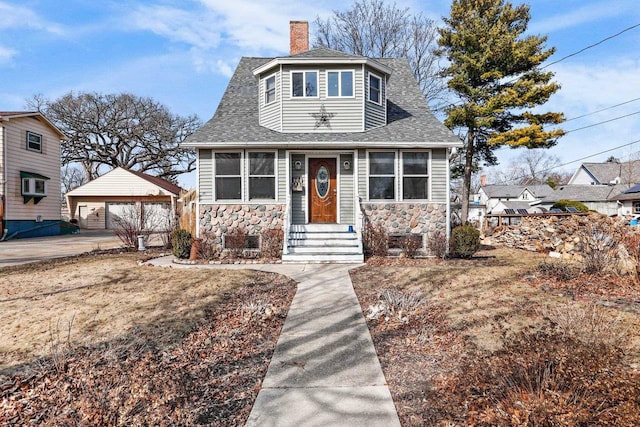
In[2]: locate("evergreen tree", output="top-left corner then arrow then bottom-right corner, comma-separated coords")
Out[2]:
438,0 -> 564,222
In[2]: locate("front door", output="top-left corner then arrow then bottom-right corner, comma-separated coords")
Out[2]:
309,158 -> 337,223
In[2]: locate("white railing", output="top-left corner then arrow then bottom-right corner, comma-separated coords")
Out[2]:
282,192 -> 292,255
355,195 -> 364,253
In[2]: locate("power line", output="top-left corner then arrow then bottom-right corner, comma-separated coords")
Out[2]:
564,97 -> 640,122
564,110 -> 640,134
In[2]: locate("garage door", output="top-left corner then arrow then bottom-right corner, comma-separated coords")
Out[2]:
143,202 -> 172,231
106,202 -> 136,229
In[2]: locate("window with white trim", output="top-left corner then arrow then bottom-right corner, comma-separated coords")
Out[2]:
215,153 -> 242,200
633,201 -> 640,214
249,152 -> 276,200
402,151 -> 429,200
327,71 -> 354,97
264,75 -> 276,104
26,131 -> 42,153
22,177 -> 46,196
368,73 -> 382,104
368,152 -> 395,200
292,71 -> 318,97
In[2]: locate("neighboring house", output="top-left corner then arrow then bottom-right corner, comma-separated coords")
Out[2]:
610,184 -> 640,217
182,21 -> 462,262
540,184 -> 627,216
477,184 -> 554,214
0,111 -> 65,239
569,160 -> 640,186
66,167 -> 182,230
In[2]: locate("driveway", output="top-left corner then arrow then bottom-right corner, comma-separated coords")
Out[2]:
0,230 -> 123,267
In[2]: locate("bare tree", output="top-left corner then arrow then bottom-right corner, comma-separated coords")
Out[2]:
482,149 -> 570,187
314,0 -> 446,103
60,164 -> 86,194
29,92 -> 201,182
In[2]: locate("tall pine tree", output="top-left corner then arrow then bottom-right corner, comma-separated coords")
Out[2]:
438,0 -> 564,223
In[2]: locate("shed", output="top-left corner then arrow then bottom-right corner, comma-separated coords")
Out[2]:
65,167 -> 183,230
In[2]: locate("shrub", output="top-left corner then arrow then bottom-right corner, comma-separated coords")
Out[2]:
399,234 -> 422,258
552,199 -> 589,212
363,221 -> 389,257
451,224 -> 480,259
366,288 -> 425,323
260,228 -> 284,259
171,229 -> 192,259
578,220 -> 619,274
536,259 -> 578,281
429,231 -> 448,259
197,238 -> 220,260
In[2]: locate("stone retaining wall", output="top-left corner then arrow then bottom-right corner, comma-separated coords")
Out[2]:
199,204 -> 284,247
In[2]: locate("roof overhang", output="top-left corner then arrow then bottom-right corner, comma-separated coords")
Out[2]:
0,112 -> 66,139
184,140 -> 463,149
252,57 -> 393,76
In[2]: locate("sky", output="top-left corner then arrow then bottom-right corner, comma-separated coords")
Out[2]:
1,0 -> 640,189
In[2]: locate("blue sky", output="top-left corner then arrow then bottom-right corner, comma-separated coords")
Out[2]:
2,0 -> 640,188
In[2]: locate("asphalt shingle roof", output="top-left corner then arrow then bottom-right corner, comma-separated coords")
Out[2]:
550,184 -> 627,202
579,161 -> 640,185
481,184 -> 553,199
183,52 -> 461,147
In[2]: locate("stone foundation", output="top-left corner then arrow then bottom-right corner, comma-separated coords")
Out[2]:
199,204 -> 284,247
361,202 -> 447,253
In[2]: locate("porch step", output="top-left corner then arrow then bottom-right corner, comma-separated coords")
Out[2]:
283,223 -> 363,263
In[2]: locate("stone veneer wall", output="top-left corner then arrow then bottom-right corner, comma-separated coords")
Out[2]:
361,202 -> 447,252
199,204 -> 284,246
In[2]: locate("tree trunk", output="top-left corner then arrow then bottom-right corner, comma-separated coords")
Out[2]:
460,130 -> 475,224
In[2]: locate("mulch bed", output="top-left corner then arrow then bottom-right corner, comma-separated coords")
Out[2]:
0,271 -> 296,426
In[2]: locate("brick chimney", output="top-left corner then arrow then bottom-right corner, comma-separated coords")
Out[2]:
480,175 -> 487,187
290,20 -> 309,55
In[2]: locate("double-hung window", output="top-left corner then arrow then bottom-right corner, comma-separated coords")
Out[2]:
368,73 -> 382,104
26,131 -> 43,153
264,75 -> 276,104
215,153 -> 242,200
249,152 -> 276,200
402,151 -> 429,200
292,71 -> 317,97
327,71 -> 354,97
634,201 -> 640,214
368,152 -> 395,200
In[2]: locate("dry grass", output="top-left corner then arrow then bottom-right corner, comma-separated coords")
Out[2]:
0,252 -> 257,373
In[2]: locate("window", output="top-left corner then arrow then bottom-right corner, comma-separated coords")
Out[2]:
215,153 -> 242,200
634,201 -> 640,214
292,71 -> 317,97
264,75 -> 276,104
368,73 -> 382,104
26,131 -> 42,152
249,152 -> 276,200
327,71 -> 354,97
369,152 -> 395,200
402,151 -> 429,200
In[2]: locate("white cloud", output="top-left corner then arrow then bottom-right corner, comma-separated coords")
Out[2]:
529,1 -> 638,34
0,45 -> 16,64
0,1 -> 65,35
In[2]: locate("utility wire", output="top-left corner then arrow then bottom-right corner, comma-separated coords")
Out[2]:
564,97 -> 640,122
564,110 -> 640,133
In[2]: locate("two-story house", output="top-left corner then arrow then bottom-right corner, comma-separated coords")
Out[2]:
0,111 -> 65,239
183,21 -> 462,262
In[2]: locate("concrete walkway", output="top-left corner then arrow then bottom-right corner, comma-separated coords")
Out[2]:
147,257 -> 401,426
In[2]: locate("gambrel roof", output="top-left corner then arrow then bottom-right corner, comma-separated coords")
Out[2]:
183,50 -> 462,148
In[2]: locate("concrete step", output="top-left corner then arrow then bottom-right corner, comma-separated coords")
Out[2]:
282,252 -> 364,263
289,232 -> 357,240
287,246 -> 361,254
290,224 -> 353,233
289,238 -> 359,247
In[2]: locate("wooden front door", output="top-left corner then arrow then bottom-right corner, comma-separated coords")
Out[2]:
309,158 -> 337,223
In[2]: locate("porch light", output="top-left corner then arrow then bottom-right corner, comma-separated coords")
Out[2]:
343,160 -> 351,170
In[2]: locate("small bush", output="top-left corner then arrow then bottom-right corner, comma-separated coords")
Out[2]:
398,234 -> 422,258
171,229 -> 192,259
260,228 -> 284,259
536,259 -> 578,281
552,199 -> 589,212
363,221 -> 389,257
197,238 -> 220,260
429,231 -> 448,259
451,224 -> 480,259
367,288 -> 425,323
225,228 -> 249,258
579,221 -> 619,274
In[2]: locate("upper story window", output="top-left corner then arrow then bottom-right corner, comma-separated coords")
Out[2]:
26,131 -> 43,153
327,71 -> 354,97
292,71 -> 317,97
368,73 -> 382,105
264,75 -> 276,104
215,153 -> 242,200
368,151 -> 395,200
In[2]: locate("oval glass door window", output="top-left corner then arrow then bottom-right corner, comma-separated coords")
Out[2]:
316,165 -> 330,198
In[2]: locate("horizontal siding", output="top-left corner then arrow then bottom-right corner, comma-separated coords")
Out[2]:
259,71 -> 281,131
277,149 -> 286,201
357,149 -> 367,199
281,65 -> 364,133
431,148 -> 448,203
199,149 -> 213,203
339,154 -> 354,223
4,116 -> 61,221
364,68 -> 386,130
77,201 -> 106,229
291,154 -> 306,224
70,195 -> 174,229
67,168 -> 176,197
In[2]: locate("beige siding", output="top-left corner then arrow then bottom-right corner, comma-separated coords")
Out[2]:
339,154 -> 354,223
66,167 -> 178,197
259,71 -> 282,131
281,65 -> 364,133
291,154 -> 306,224
71,196 -> 174,229
364,67 -> 386,130
4,116 -> 61,221
431,148 -> 448,203
199,149 -> 213,202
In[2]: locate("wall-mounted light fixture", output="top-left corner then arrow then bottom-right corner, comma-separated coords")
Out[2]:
294,160 -> 302,170
343,160 -> 351,170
